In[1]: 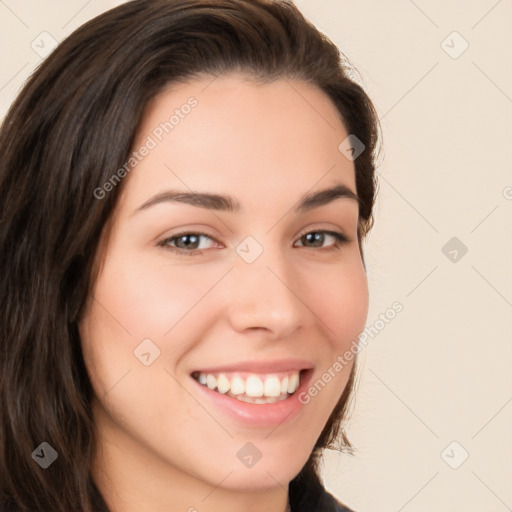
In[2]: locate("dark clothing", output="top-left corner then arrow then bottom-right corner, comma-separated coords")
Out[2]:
291,485 -> 354,512
315,487 -> 355,512
289,466 -> 355,512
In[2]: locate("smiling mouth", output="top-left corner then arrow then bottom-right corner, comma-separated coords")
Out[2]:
191,369 -> 305,404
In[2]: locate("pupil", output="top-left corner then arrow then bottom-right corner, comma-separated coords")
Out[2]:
177,234 -> 199,249
305,232 -> 323,247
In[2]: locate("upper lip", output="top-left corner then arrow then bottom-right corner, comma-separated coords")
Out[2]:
191,358 -> 314,374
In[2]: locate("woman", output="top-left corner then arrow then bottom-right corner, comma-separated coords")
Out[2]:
0,1 -> 380,510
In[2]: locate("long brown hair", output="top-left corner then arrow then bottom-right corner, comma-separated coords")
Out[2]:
0,1 -> 380,510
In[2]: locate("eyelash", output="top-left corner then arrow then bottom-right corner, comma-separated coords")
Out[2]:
157,230 -> 349,257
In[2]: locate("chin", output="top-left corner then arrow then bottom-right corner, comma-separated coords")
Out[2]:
210,454 -> 308,492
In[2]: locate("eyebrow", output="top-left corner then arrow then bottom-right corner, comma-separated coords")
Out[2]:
134,184 -> 358,215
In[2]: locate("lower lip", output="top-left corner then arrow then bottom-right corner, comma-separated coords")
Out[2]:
191,370 -> 313,428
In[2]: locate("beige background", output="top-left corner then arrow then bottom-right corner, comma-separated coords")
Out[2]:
1,1 -> 511,511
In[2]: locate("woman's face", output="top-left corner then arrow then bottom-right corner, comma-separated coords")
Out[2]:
79,73 -> 368,501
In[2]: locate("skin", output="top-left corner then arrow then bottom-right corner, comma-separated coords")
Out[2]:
79,73 -> 369,512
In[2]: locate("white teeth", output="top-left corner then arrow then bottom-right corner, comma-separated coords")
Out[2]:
264,376 -> 281,397
194,370 -> 302,402
287,372 -> 299,394
230,376 -> 245,395
245,375 -> 264,397
206,374 -> 217,390
280,376 -> 288,394
234,393 -> 288,404
216,373 -> 230,394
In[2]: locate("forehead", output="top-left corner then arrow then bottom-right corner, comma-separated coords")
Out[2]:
120,73 -> 356,212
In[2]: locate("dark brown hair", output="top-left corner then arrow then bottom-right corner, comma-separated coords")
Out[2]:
0,1 -> 380,510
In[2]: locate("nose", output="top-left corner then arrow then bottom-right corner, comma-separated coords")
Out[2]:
225,248 -> 308,340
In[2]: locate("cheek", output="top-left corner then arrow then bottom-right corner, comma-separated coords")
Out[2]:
78,254 -> 208,441
294,260 -> 367,431
302,258 -> 369,350
79,248 -> 232,402
91,249 -> 226,340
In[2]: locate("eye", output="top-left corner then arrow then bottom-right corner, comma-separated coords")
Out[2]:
158,229 -> 349,256
158,232 -> 221,255
294,230 -> 348,250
